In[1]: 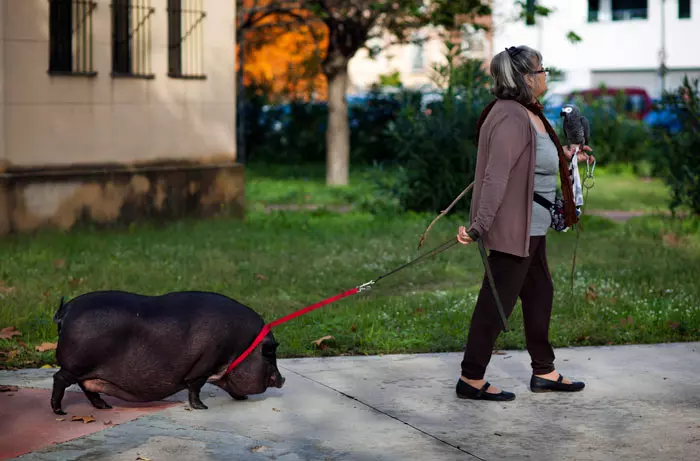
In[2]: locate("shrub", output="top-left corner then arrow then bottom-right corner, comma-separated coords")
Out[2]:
648,77 -> 700,215
563,89 -> 654,171
377,45 -> 491,214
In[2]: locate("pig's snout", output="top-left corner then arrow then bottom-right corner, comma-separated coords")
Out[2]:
269,372 -> 285,388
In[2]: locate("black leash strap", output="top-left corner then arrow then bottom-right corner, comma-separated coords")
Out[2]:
478,240 -> 509,332
358,236 -> 509,333
357,238 -> 459,291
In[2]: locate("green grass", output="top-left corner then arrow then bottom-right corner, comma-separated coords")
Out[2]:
245,162 -> 676,213
581,163 -> 675,212
1,208 -> 699,369
1,162 -> 698,368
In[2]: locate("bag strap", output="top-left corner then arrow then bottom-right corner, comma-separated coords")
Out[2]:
533,192 -> 553,209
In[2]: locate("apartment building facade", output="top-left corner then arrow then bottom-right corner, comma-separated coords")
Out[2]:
0,0 -> 240,235
490,0 -> 700,98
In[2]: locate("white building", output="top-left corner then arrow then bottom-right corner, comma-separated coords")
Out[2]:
347,20 -> 494,94
0,0 -> 240,235
490,0 -> 700,98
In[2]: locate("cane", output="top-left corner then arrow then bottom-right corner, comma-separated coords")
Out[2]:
477,240 -> 509,332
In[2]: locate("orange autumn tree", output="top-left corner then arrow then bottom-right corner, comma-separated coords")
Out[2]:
237,0 -> 328,102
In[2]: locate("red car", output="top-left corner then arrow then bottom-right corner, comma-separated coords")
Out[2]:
566,87 -> 654,120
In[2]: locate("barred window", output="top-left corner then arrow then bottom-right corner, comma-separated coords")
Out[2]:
48,0 -> 97,76
168,0 -> 207,79
112,0 -> 155,79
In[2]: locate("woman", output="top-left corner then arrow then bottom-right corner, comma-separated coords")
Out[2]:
455,45 -> 593,401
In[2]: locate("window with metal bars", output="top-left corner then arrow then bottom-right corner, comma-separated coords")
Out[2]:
167,0 -> 207,79
48,0 -> 97,76
111,0 -> 155,79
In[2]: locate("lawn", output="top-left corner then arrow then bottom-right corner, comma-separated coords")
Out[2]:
1,163 -> 698,369
245,162 -> 676,213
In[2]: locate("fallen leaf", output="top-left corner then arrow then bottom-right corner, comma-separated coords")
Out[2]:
42,290 -> 52,298
68,277 -> 83,287
584,285 -> 597,302
53,259 -> 66,268
0,281 -> 16,295
136,455 -> 151,461
104,420 -> 113,425
668,321 -> 681,330
41,364 -> 54,369
184,406 -> 192,411
35,342 -> 57,352
56,418 -> 65,422
0,385 -> 19,392
72,415 -> 96,424
576,335 -> 590,342
0,326 -> 22,340
8,350 -> 19,360
350,324 -> 357,332
272,407 -> 280,412
492,350 -> 506,355
251,446 -> 267,453
662,232 -> 682,247
255,274 -> 267,280
312,335 -> 334,347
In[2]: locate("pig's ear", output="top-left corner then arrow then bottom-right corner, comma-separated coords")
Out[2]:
262,338 -> 277,357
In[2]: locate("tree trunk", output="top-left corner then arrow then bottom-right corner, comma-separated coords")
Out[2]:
324,60 -> 350,186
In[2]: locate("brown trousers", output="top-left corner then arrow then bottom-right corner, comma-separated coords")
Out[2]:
461,236 -> 556,379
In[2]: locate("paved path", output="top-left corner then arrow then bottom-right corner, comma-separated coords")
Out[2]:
1,342 -> 699,461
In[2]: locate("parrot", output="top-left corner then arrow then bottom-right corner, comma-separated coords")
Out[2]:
559,104 -> 591,210
560,104 -> 590,149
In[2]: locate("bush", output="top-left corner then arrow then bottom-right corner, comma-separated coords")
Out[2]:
375,45 -> 492,214
563,89 -> 654,171
648,77 -> 700,215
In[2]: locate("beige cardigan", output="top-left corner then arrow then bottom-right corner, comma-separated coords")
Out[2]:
467,99 -> 539,258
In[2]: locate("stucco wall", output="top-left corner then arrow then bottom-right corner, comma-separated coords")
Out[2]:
2,0 -> 236,167
0,0 -> 242,235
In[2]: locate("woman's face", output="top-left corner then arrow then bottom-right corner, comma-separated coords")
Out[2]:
526,58 -> 548,100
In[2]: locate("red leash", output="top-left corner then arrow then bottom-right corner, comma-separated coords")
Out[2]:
224,287 -> 361,375
223,238 -> 459,376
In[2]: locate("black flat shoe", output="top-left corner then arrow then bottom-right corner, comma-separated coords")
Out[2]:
456,379 -> 516,401
530,374 -> 585,393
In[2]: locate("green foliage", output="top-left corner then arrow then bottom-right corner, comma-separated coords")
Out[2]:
564,87 -> 654,171
648,77 -> 700,215
378,44 -> 492,214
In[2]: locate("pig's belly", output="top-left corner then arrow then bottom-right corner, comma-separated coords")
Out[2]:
82,378 -> 186,402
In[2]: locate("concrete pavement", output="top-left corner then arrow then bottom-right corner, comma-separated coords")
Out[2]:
1,342 -> 699,461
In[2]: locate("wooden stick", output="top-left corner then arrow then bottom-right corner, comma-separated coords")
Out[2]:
417,182 -> 474,249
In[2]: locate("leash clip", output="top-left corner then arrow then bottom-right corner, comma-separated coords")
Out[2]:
357,280 -> 375,292
583,158 -> 596,189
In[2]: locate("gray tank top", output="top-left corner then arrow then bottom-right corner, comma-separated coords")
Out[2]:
530,121 -> 559,236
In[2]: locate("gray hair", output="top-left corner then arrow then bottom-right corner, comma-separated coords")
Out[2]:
490,46 -> 543,104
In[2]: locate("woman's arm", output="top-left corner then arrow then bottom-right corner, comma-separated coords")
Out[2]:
467,113 -> 528,240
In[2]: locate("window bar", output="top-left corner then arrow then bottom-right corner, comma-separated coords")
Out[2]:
136,0 -> 141,76
72,0 -> 78,72
198,0 -> 203,76
148,0 -> 152,75
186,0 -> 191,76
89,0 -> 94,72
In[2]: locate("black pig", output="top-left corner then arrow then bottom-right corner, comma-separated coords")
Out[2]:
50,290 -> 285,415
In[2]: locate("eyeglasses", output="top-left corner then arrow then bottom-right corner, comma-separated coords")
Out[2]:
532,68 -> 550,75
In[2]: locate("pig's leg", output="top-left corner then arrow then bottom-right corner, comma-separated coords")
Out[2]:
51,368 -> 78,415
78,382 -> 112,410
186,377 -> 209,410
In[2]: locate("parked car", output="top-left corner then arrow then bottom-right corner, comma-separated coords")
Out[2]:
565,87 -> 653,120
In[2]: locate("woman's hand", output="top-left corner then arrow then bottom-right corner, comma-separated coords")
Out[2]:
563,145 -> 595,164
457,226 -> 473,245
